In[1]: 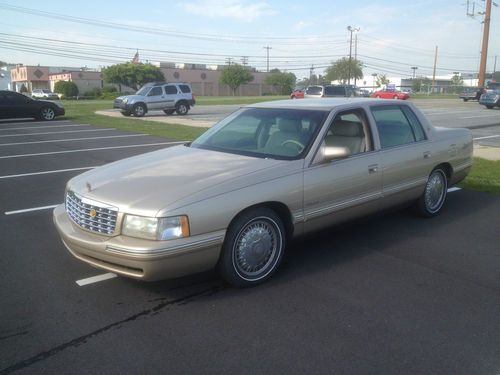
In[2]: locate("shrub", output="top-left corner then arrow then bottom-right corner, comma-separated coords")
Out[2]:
54,81 -> 79,98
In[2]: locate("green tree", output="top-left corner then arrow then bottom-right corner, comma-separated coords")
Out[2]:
375,73 -> 390,87
54,81 -> 79,97
0,61 -> 7,67
265,69 -> 296,95
324,57 -> 363,84
412,77 -> 431,93
102,63 -> 165,91
220,64 -> 254,96
450,74 -> 464,94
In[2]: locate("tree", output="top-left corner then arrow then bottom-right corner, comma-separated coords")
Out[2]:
375,73 -> 390,87
324,58 -> 363,84
450,74 -> 464,94
412,76 -> 431,93
220,64 -> 254,96
102,63 -> 165,91
264,69 -> 296,95
54,81 -> 79,97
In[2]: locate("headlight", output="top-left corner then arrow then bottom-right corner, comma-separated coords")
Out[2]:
122,214 -> 190,241
122,98 -> 128,103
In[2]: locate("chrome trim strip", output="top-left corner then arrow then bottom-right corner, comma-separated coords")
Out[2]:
106,233 -> 225,257
383,177 -> 427,196
454,160 -> 473,172
305,191 -> 382,221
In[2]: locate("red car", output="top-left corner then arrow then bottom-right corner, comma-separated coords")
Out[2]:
371,89 -> 409,100
290,88 -> 304,99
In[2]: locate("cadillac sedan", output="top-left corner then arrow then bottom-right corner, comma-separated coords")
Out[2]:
53,99 -> 473,287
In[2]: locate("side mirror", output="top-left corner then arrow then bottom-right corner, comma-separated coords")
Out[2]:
324,146 -> 350,161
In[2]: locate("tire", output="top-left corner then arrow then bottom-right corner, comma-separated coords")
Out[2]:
463,98 -> 468,102
132,103 -> 146,117
415,168 -> 448,217
486,105 -> 494,109
218,207 -> 286,287
175,101 -> 189,115
120,111 -> 131,117
163,109 -> 175,115
39,107 -> 55,121
376,95 -> 381,99
393,95 -> 398,99
291,95 -> 296,99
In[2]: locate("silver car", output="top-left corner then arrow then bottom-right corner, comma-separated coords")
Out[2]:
53,98 -> 473,287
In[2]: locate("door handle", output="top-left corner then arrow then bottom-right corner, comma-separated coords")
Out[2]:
368,164 -> 378,174
423,151 -> 431,159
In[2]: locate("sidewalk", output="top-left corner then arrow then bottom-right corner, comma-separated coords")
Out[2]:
473,144 -> 500,161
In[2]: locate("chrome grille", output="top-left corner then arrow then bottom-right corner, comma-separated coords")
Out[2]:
66,190 -> 118,235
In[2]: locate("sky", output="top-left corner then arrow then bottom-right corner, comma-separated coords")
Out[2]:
0,0 -> 499,81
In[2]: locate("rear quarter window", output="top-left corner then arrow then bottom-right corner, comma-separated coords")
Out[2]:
179,85 -> 191,93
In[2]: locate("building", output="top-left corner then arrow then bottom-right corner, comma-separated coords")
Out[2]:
10,65 -> 51,92
0,65 -> 13,90
49,71 -> 103,95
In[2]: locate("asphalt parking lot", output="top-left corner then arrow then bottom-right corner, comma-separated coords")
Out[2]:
0,116 -> 499,374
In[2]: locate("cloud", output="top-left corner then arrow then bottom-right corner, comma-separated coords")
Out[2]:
179,0 -> 275,22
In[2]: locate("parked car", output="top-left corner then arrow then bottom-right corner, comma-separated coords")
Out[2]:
54,98 -> 472,287
371,89 -> 410,100
31,89 -> 59,100
113,82 -> 195,117
479,89 -> 500,109
0,90 -> 65,121
290,88 -> 304,99
459,87 -> 485,102
304,85 -> 356,98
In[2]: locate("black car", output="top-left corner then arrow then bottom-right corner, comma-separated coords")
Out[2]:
479,89 -> 500,109
0,90 -> 65,121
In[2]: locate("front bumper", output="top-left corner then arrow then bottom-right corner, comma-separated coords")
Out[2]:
53,204 -> 224,281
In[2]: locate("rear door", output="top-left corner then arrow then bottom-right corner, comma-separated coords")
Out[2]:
162,85 -> 179,109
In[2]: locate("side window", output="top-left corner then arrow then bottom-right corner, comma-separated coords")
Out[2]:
324,110 -> 371,155
164,86 -> 178,94
306,86 -> 321,95
401,106 -> 426,142
148,87 -> 163,96
371,106 -> 417,148
179,85 -> 191,93
6,93 -> 26,104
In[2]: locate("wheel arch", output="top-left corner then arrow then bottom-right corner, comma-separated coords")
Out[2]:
434,162 -> 452,182
226,201 -> 295,242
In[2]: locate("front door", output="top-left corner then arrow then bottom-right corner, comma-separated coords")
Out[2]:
303,108 -> 382,233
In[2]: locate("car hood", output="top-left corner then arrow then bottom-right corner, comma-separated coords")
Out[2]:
68,145 -> 291,216
116,94 -> 144,101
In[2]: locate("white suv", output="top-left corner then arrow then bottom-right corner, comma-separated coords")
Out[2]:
32,89 -> 59,100
113,82 -> 196,117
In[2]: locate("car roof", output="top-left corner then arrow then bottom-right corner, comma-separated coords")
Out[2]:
248,98 -> 398,111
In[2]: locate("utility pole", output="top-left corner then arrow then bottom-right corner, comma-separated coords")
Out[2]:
263,46 -> 272,72
226,57 -> 233,66
309,64 -> 315,84
494,55 -> 498,80
354,33 -> 358,87
478,0 -> 492,87
241,56 -> 248,66
432,46 -> 438,94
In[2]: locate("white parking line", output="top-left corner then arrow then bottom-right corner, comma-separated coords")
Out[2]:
473,135 -> 500,140
0,128 -> 116,138
460,114 -> 500,119
0,141 -> 185,159
447,187 -> 462,193
0,134 -> 147,146
0,124 -> 91,132
0,166 -> 97,180
76,273 -> 117,286
4,204 -> 59,216
0,120 -> 71,126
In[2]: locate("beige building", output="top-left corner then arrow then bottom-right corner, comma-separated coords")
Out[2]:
49,71 -> 103,95
10,65 -> 51,92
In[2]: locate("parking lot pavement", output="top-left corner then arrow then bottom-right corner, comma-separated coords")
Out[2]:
1,119 -> 499,374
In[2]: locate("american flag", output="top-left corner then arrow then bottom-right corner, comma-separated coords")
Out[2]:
132,51 -> 139,64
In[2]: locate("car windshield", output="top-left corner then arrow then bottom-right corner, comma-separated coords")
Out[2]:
136,86 -> 150,96
190,107 -> 328,160
42,89 -> 51,93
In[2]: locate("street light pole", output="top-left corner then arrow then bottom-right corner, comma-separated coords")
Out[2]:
347,26 -> 359,86
411,66 -> 418,79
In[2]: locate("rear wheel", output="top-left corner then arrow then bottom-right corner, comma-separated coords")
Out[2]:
218,207 -> 286,287
120,111 -> 131,117
486,105 -> 494,109
415,168 -> 448,217
376,95 -> 381,98
393,95 -> 398,99
463,98 -> 468,102
39,107 -> 55,121
175,101 -> 189,115
133,103 -> 146,117
163,109 -> 175,115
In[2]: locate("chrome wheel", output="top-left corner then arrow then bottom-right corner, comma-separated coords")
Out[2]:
133,104 -> 146,117
40,107 -> 55,120
424,169 -> 447,214
176,102 -> 189,115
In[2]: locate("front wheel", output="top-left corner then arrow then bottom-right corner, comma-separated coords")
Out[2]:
163,109 -> 175,115
393,95 -> 398,99
218,208 -> 286,287
39,107 -> 55,121
133,103 -> 146,117
486,105 -> 494,109
415,168 -> 448,217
